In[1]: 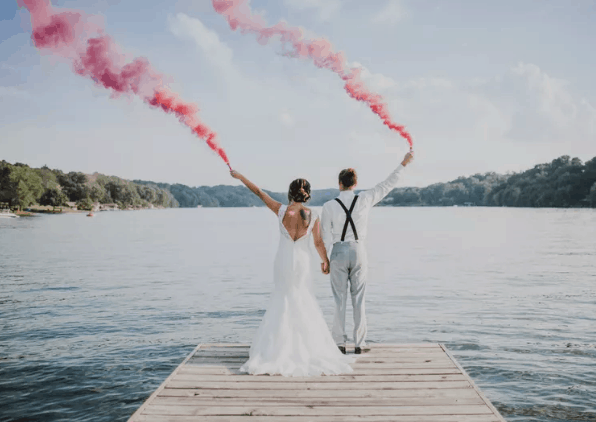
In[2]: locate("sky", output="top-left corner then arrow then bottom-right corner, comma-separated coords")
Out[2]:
1,0 -> 595,191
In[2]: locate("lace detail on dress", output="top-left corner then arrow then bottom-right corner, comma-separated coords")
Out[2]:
307,209 -> 318,234
277,204 -> 287,220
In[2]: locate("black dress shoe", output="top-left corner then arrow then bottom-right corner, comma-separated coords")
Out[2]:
338,346 -> 346,355
355,347 -> 362,355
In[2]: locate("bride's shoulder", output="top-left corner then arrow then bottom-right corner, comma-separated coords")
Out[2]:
277,204 -> 287,219
300,206 -> 318,222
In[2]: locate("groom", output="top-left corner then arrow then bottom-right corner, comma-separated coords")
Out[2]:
321,151 -> 414,354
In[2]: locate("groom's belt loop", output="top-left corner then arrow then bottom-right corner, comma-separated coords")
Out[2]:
335,196 -> 359,242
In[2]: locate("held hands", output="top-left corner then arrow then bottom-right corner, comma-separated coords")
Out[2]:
321,260 -> 330,275
401,151 -> 414,167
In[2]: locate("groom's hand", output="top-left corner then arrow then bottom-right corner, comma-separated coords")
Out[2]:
321,261 -> 330,275
401,151 -> 414,166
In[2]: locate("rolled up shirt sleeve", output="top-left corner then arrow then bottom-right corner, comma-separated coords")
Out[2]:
321,203 -> 333,257
360,164 -> 405,208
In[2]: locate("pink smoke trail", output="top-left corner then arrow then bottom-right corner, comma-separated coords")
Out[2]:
211,0 -> 414,151
18,0 -> 230,167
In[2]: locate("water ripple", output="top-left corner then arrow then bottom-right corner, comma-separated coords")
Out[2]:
0,208 -> 595,421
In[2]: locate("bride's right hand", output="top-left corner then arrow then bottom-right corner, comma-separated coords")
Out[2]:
230,170 -> 242,179
321,261 -> 330,275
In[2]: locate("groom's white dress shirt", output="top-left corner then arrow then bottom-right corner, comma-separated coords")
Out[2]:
321,164 -> 405,252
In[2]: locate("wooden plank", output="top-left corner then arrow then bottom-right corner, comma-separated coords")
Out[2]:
198,344 -> 250,348
179,365 -> 463,376
354,358 -> 453,363
194,347 -> 445,353
188,359 -> 457,368
141,404 -> 495,416
151,395 -> 484,406
192,351 -> 447,359
366,343 -> 441,348
165,380 -> 473,390
198,343 -> 441,349
172,373 -> 468,382
185,364 -> 459,371
190,356 -> 452,363
158,387 -> 480,399
128,344 -> 505,422
440,344 -> 507,422
135,415 -> 501,422
127,344 -> 203,422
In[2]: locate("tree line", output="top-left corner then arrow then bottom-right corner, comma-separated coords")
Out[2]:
2,155 -> 595,211
0,160 -> 178,211
132,180 -> 342,207
382,155 -> 596,208
138,155 -> 596,209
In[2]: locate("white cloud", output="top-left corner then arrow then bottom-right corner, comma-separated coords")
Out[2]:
284,0 -> 342,21
349,61 -> 595,147
163,12 -> 596,187
0,85 -> 30,99
371,1 -> 405,25
507,62 -> 596,142
1,63 -> 17,72
350,61 -> 397,91
469,62 -> 596,146
351,62 -> 455,93
280,110 -> 295,127
336,61 -> 596,184
168,13 -> 235,74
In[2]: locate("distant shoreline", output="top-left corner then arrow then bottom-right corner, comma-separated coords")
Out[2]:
21,205 -> 169,215
2,154 -> 595,210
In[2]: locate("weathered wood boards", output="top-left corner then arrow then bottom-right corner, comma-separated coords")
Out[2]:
128,343 -> 506,422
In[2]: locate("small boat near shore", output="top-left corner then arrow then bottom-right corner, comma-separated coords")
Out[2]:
0,210 -> 19,218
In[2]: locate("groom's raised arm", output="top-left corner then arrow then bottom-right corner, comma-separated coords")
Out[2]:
360,152 -> 414,208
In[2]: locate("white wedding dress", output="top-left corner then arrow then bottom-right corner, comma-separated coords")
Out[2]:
240,205 -> 354,377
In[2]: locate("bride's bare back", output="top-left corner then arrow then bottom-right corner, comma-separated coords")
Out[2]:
229,169 -> 329,273
282,203 -> 312,241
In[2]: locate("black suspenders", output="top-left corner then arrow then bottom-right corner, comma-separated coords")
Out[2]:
334,196 -> 359,241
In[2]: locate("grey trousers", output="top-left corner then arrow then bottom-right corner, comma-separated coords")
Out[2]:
330,241 -> 367,348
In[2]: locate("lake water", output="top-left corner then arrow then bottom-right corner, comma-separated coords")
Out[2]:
1,207 -> 595,422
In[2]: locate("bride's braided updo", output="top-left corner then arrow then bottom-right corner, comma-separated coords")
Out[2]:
288,178 -> 311,203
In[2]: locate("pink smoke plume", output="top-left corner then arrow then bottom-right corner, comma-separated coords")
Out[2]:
212,0 -> 413,150
19,0 -> 230,166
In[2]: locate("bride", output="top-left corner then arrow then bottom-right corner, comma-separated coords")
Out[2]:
230,170 -> 354,377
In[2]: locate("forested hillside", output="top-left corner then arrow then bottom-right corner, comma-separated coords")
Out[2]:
149,155 -> 595,208
2,155 -> 594,211
382,155 -> 596,207
0,161 -> 177,210
133,180 -> 341,207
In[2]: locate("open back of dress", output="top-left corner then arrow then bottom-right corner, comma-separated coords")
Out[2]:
239,205 -> 354,377
281,206 -> 311,241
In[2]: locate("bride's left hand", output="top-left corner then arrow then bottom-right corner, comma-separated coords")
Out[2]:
230,170 -> 242,179
321,261 -> 330,275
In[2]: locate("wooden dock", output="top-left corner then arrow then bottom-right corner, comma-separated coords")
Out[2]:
128,343 -> 506,422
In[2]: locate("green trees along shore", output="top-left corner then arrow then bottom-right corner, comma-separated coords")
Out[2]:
0,161 -> 177,211
1,154 -> 595,211
382,155 -> 596,208
135,154 -> 596,208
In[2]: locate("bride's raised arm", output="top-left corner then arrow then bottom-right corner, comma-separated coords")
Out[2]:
230,170 -> 281,215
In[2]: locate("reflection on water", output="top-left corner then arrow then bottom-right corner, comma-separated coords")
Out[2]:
1,207 -> 595,421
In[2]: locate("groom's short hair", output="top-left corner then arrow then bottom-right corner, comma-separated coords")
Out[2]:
338,168 -> 357,188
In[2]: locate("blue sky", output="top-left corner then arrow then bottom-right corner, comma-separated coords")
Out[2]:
1,0 -> 595,190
